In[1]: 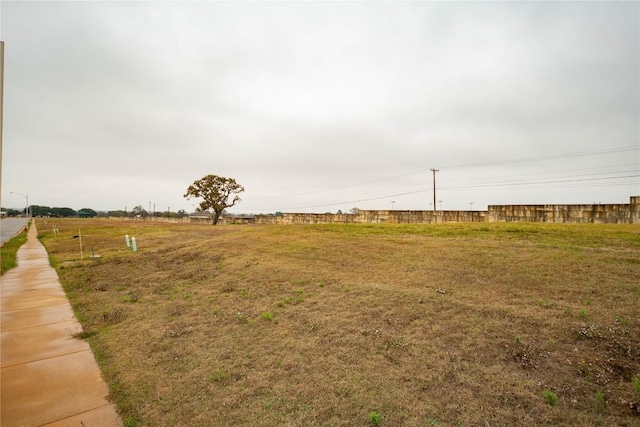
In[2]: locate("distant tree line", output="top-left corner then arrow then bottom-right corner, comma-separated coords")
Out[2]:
22,205 -> 98,218
1,208 -> 22,216
1,205 -> 189,219
107,207 -> 188,219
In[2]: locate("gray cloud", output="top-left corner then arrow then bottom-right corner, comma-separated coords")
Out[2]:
1,1 -> 638,213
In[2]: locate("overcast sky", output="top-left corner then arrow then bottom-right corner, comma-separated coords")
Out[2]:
1,1 -> 638,214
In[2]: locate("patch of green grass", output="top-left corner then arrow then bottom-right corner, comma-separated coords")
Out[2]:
210,368 -> 229,382
48,255 -> 59,268
615,316 -> 626,324
1,232 -> 28,274
121,294 -> 136,303
538,299 -> 554,309
72,330 -> 97,340
632,376 -> 640,395
369,411 -> 381,426
542,389 -> 558,406
595,390 -> 605,409
236,313 -> 253,326
275,293 -> 305,307
123,417 -> 139,427
261,311 -> 274,321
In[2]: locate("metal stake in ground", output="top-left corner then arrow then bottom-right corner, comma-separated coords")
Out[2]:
73,229 -> 83,260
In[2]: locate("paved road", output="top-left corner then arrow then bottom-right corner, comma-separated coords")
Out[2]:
0,218 -> 29,246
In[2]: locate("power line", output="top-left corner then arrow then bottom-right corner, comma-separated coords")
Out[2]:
441,162 -> 639,186
275,187 -> 429,211
442,169 -> 639,189
442,145 -> 638,170
441,174 -> 639,190
237,172 -> 638,212
248,145 -> 638,202
248,168 -> 426,201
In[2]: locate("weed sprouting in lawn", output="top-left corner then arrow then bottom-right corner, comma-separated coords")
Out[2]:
595,390 -> 606,410
615,316 -> 630,326
121,293 -> 139,303
369,411 -> 381,426
633,376 -> 640,395
274,292 -> 306,307
542,389 -> 559,406
235,312 -> 252,325
538,299 -> 554,309
123,417 -> 139,427
210,368 -> 228,382
261,311 -> 274,321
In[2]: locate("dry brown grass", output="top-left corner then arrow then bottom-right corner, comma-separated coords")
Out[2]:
37,219 -> 640,426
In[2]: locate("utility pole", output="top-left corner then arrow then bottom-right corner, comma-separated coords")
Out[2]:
0,42 -> 4,210
430,168 -> 439,211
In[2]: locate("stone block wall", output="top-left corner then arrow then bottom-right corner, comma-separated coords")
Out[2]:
251,196 -> 639,225
487,199 -> 638,224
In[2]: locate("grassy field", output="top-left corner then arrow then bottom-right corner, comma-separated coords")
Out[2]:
1,229 -> 28,274
36,219 -> 640,426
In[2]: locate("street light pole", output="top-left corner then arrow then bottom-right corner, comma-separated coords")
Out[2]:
10,191 -> 29,218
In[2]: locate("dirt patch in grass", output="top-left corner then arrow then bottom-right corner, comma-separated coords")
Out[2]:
38,219 -> 640,426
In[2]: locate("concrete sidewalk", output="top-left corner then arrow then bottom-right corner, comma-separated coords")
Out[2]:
1,221 -> 122,426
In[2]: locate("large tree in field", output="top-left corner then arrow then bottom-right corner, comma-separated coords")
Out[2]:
184,174 -> 244,225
